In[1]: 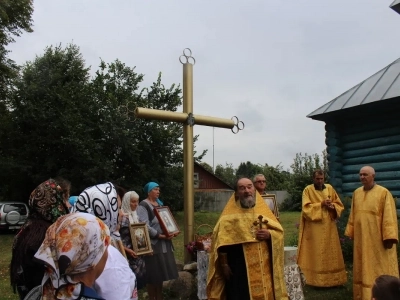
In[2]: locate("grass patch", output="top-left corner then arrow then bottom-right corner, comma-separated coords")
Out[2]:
0,211 -> 353,300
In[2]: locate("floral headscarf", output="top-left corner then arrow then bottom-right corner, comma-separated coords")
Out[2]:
34,213 -> 110,300
72,182 -> 119,234
29,179 -> 69,223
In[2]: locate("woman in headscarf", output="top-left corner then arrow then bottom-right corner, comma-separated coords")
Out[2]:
137,182 -> 179,300
72,182 -> 137,300
34,212 -> 110,300
10,178 -> 70,300
120,191 -> 147,290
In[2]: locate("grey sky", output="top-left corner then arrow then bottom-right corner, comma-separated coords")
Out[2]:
9,0 -> 400,171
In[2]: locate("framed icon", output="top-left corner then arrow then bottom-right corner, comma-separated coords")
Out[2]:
262,194 -> 279,219
153,206 -> 180,237
129,222 -> 153,256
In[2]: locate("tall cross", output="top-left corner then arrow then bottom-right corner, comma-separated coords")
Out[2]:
135,48 -> 244,263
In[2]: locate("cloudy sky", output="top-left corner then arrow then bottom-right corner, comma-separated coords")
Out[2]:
9,0 -> 400,171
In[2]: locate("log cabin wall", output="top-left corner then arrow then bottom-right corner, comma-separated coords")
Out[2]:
326,113 -> 400,199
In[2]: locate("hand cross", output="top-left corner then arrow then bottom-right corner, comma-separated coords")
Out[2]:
253,215 -> 268,229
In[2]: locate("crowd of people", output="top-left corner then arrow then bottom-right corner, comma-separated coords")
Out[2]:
10,180 -> 178,300
8,164 -> 400,300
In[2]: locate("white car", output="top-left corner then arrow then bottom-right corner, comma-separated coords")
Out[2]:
0,202 -> 29,231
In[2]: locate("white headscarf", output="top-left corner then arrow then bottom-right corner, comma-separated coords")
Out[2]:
73,182 -> 120,240
121,191 -> 139,224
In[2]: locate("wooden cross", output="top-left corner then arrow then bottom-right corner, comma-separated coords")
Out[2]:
253,215 -> 268,229
135,49 -> 244,263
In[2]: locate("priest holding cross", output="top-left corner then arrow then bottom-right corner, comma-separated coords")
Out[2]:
207,177 -> 288,300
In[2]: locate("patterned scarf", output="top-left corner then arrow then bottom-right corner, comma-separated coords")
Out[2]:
34,213 -> 110,300
72,182 -> 120,240
28,179 -> 69,223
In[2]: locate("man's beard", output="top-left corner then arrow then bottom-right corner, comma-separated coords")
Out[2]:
240,195 -> 255,208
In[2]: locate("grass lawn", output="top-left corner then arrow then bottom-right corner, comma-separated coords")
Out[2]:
0,211 -> 353,300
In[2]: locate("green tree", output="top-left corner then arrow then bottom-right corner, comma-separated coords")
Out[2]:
236,161 -> 263,179
199,162 -> 213,173
283,152 -> 327,211
215,163 -> 236,187
261,164 -> 290,191
0,0 -> 33,99
2,43 -> 205,210
3,44 -> 93,199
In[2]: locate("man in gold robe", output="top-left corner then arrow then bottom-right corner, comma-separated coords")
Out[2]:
297,169 -> 347,287
345,166 -> 398,300
207,177 -> 288,300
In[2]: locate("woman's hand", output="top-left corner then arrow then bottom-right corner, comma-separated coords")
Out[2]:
125,248 -> 137,258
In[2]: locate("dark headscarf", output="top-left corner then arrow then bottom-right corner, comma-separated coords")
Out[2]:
28,178 -> 69,222
10,178 -> 70,295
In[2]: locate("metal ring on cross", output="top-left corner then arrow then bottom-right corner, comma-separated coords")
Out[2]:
231,116 -> 245,134
179,48 -> 196,65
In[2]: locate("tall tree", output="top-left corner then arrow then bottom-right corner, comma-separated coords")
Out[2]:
0,0 -> 33,99
3,44 -> 92,199
215,163 -> 236,187
284,152 -> 326,210
2,43 -> 205,210
236,161 -> 263,179
261,164 -> 290,191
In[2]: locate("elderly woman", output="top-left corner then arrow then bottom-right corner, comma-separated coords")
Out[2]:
34,212 -> 110,300
10,178 -> 70,300
120,191 -> 147,290
137,182 -> 178,300
73,182 -> 137,300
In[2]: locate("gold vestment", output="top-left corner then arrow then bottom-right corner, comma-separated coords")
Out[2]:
297,184 -> 347,287
206,193 -> 288,300
345,184 -> 399,300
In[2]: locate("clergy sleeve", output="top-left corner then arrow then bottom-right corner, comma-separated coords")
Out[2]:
344,194 -> 355,238
381,190 -> 398,242
301,186 -> 323,221
331,187 -> 345,219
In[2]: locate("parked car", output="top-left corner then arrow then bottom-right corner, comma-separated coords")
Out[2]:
0,202 -> 29,231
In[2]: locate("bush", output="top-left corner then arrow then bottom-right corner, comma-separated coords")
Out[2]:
337,197 -> 353,262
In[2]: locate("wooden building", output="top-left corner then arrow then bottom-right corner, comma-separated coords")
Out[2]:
194,162 -> 233,212
307,57 -> 400,199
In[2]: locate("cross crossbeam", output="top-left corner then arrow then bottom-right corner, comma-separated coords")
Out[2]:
135,48 -> 244,262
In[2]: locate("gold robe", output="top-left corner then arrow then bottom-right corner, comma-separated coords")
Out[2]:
297,184 -> 347,287
345,184 -> 399,300
207,193 -> 288,300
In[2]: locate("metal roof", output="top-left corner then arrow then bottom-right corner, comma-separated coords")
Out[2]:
308,57 -> 400,118
391,0 -> 400,14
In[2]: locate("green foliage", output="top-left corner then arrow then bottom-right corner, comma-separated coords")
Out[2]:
236,161 -> 263,179
199,162 -> 213,173
214,163 -> 236,186
282,151 -> 327,211
0,43 -> 205,210
214,161 -> 290,190
0,0 -> 33,99
336,197 -> 353,262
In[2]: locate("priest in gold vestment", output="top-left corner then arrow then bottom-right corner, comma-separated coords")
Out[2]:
207,177 -> 288,300
297,169 -> 347,287
345,166 -> 398,300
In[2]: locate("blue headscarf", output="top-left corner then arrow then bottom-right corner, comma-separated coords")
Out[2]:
143,182 -> 164,206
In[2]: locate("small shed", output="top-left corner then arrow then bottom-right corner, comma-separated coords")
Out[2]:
307,57 -> 400,199
194,162 -> 233,212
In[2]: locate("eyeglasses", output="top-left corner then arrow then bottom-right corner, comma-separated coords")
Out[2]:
255,180 -> 266,184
